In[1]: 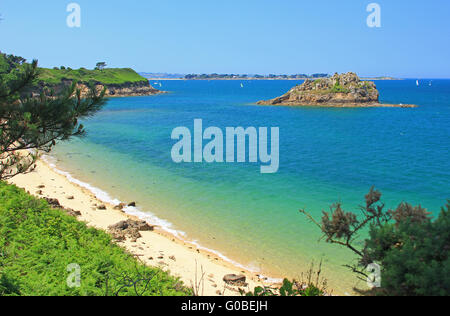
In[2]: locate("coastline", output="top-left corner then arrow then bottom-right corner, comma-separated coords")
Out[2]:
256,101 -> 417,108
8,158 -> 278,296
144,78 -> 402,81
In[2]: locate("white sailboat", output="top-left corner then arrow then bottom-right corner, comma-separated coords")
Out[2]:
240,83 -> 244,88
416,80 -> 420,86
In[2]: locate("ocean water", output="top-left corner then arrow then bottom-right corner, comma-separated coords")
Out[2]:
51,79 -> 450,293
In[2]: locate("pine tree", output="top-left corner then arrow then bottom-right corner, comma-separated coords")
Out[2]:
0,52 -> 106,180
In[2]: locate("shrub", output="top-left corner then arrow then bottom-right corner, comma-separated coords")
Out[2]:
301,187 -> 450,296
0,182 -> 190,296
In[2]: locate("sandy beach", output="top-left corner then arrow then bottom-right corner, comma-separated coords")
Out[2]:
8,159 -> 275,296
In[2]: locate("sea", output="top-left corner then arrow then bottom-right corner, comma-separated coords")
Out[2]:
48,79 -> 450,293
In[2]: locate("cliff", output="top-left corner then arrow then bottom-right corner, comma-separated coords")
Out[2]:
257,72 -> 416,108
32,79 -> 162,98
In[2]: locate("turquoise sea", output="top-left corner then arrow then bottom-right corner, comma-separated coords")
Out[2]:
51,79 -> 450,293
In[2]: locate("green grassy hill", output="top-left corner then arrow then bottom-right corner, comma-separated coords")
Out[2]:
0,52 -> 148,86
0,182 -> 190,296
38,67 -> 148,85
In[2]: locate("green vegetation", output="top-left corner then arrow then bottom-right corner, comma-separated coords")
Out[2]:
301,188 -> 450,296
184,73 -> 329,80
0,182 -> 190,296
37,67 -> 148,85
241,262 -> 327,297
330,78 -> 350,93
0,52 -> 106,180
0,53 -> 148,86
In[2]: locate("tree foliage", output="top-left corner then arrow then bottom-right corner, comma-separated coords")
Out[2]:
300,187 -> 450,296
0,52 -> 106,180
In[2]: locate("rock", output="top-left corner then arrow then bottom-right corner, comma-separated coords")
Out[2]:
107,219 -> 154,242
169,256 -> 176,261
31,80 -> 163,99
66,196 -> 75,200
257,72 -> 416,108
36,190 -> 43,195
128,202 -> 136,207
97,204 -> 107,210
37,185 -> 45,189
113,203 -> 127,210
223,274 -> 247,286
44,197 -> 61,208
66,209 -> 82,217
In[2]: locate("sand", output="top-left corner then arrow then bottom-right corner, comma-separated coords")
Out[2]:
8,159 -> 275,296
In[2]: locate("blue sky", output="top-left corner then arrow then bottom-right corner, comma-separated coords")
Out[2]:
0,0 -> 449,78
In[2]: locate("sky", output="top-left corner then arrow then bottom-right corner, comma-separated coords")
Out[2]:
0,0 -> 449,78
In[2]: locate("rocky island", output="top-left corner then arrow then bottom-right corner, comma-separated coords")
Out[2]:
257,72 -> 416,108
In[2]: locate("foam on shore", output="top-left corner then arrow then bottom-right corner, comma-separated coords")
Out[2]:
41,154 -> 282,283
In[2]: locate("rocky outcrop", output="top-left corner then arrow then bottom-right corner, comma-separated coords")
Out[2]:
32,80 -> 162,98
257,72 -> 416,108
108,219 -> 155,242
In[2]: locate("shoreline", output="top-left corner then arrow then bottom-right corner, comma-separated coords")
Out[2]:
256,101 -> 417,108
145,78 -> 403,81
8,158 -> 280,296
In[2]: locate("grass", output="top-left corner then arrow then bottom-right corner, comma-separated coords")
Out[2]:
0,52 -> 148,86
0,182 -> 191,296
37,67 -> 148,85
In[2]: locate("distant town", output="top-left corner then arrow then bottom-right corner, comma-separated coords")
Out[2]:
139,73 -> 399,80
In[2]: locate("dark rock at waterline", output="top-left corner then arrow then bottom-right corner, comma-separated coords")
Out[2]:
114,203 -> 127,211
128,202 -> 136,207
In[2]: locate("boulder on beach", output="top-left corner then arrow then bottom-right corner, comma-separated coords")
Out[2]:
108,219 -> 155,242
223,274 -> 247,286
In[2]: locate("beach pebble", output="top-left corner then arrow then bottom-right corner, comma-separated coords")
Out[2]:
37,185 -> 45,189
97,204 -> 107,210
169,256 -> 176,261
128,202 -> 136,207
36,190 -> 43,195
66,196 -> 75,200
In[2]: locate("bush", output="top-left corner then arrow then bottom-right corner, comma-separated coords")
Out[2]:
301,188 -> 450,296
241,261 -> 327,296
